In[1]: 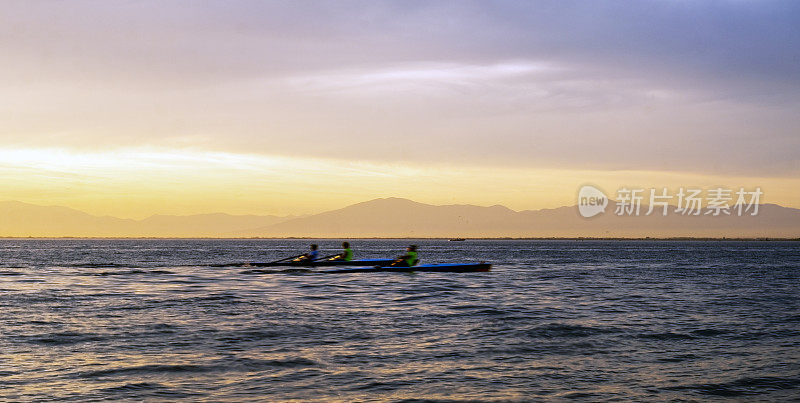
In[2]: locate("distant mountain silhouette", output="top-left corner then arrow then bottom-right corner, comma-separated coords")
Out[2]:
1,198 -> 799,238
240,197 -> 800,238
241,197 -> 522,237
0,201 -> 289,237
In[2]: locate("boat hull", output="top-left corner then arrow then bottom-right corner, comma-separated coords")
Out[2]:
322,263 -> 491,274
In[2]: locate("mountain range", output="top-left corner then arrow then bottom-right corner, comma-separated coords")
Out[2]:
1,198 -> 799,238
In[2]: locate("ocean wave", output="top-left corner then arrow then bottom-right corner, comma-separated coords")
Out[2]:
392,293 -> 439,303
240,268 -> 314,275
524,323 -> 618,338
656,353 -> 700,363
216,329 -> 285,343
81,364 -> 212,378
99,381 -> 202,398
196,293 -> 242,302
240,268 -> 278,274
561,391 -> 602,399
665,376 -> 800,396
72,263 -> 140,268
636,332 -> 696,341
689,328 -> 729,337
230,357 -> 320,370
80,357 -> 321,379
22,331 -> 106,346
93,269 -> 174,276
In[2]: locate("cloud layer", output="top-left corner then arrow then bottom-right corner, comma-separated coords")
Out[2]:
1,0 -> 798,175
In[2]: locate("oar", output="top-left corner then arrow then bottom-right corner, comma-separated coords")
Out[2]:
270,253 -> 308,264
210,253 -> 308,268
314,253 -> 343,262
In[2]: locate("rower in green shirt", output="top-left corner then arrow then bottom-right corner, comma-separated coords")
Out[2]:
331,242 -> 354,261
391,245 -> 418,267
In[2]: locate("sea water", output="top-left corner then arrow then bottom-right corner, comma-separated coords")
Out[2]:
1,239 -> 799,400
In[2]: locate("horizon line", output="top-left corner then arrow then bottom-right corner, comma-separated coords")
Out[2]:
2,236 -> 800,241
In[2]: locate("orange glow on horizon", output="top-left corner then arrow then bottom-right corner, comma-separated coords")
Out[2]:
1,146 -> 798,221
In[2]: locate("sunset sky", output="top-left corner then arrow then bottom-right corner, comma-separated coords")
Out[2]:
2,1 -> 799,218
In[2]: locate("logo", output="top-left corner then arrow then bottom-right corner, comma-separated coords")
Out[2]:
576,185 -> 762,218
578,185 -> 608,218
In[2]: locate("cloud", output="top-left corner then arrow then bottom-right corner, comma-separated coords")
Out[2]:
0,0 -> 798,176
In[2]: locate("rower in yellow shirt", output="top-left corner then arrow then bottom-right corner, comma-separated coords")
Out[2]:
330,242 -> 354,261
390,245 -> 418,267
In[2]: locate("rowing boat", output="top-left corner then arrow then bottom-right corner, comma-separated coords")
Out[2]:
321,262 -> 491,274
212,258 -> 396,268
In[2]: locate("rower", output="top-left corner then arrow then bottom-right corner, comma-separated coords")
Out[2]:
331,242 -> 354,261
390,245 -> 418,267
295,244 -> 319,262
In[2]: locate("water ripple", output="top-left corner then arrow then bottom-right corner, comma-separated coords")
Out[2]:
0,239 -> 798,401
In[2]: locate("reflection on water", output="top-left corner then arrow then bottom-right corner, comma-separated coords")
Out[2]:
1,239 -> 799,400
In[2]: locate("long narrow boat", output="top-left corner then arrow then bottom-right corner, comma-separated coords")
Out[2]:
212,258 -> 395,268
321,262 -> 491,274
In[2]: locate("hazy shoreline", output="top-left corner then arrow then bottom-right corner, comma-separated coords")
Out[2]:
4,199 -> 799,239
2,237 -> 799,241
